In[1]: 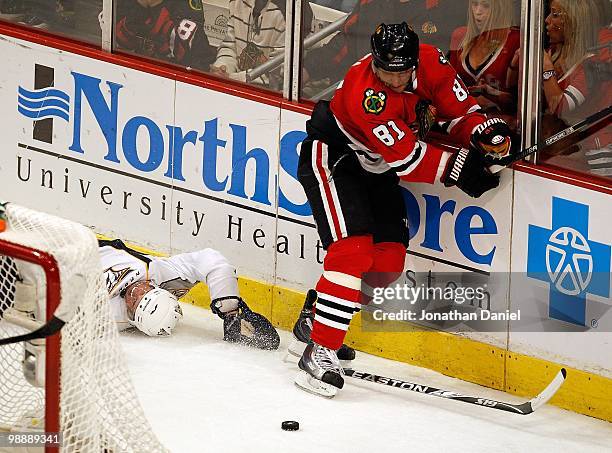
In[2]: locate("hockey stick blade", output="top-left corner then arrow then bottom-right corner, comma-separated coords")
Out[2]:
344,367 -> 567,415
0,316 -> 65,346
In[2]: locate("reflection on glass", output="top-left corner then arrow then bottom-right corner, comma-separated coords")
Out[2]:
537,0 -> 611,178
449,0 -> 519,129
310,0 -> 357,14
111,0 -> 305,94
302,0 -> 471,100
0,0 -> 103,45
114,0 -> 216,71
209,0 -> 308,91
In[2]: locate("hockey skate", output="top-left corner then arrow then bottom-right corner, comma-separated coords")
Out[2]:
295,342 -> 344,398
287,289 -> 356,365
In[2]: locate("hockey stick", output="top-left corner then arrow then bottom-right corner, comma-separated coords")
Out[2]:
344,367 -> 567,415
0,316 -> 65,346
488,104 -> 612,173
513,105 -> 611,162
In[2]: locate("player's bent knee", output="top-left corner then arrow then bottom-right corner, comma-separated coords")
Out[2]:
372,242 -> 406,273
324,235 -> 375,277
364,242 -> 407,292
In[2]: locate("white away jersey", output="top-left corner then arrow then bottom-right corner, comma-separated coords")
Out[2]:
100,243 -> 240,330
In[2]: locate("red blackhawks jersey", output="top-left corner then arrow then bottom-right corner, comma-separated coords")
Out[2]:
116,2 -> 215,71
315,45 -> 486,184
449,27 -> 520,96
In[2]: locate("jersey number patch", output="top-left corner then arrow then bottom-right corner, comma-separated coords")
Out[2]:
373,121 -> 405,146
177,19 -> 197,42
452,79 -> 468,102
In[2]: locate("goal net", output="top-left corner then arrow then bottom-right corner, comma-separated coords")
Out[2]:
0,204 -> 167,452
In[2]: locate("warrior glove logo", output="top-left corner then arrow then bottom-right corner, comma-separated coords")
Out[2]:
491,135 -> 504,145
363,89 -> 386,115
449,148 -> 469,183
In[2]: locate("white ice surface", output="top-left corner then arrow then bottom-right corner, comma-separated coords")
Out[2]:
121,303 -> 612,453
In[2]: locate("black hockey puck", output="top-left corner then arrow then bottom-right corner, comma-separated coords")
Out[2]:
281,420 -> 299,431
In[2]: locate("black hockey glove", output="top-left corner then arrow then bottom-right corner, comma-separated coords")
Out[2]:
441,147 -> 500,198
471,118 -> 515,173
211,297 -> 280,350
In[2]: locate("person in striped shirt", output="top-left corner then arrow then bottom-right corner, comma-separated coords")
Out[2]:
210,0 -> 312,88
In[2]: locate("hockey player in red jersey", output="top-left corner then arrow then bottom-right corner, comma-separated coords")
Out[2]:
293,22 -> 514,397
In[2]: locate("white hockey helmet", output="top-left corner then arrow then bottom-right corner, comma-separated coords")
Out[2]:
127,284 -> 183,337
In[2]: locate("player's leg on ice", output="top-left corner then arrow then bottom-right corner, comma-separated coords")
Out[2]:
295,342 -> 345,398
294,138 -> 408,397
288,289 -> 356,364
294,137 -> 378,396
296,235 -> 375,397
210,296 -> 280,350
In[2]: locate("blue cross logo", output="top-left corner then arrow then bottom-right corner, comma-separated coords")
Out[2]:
527,197 -> 611,325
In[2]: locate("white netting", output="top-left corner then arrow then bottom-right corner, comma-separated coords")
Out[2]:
0,204 -> 167,452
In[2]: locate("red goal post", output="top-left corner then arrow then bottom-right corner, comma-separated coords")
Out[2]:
0,204 -> 166,452
0,239 -> 61,450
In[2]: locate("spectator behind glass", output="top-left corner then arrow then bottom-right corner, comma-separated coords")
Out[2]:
115,0 -> 215,72
0,0 -> 56,29
449,0 -> 519,120
584,18 -> 612,177
507,0 -> 610,175
210,0 -> 313,89
541,0 -> 601,116
303,0 -> 468,96
0,0 -> 102,43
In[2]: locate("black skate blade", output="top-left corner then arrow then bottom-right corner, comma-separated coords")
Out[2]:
322,371 -> 344,389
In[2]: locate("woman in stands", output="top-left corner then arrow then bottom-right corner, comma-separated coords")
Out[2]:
449,0 -> 519,117
510,0 -> 609,173
538,0 -> 601,116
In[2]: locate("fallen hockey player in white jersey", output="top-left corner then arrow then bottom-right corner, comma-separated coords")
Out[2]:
99,239 -> 280,349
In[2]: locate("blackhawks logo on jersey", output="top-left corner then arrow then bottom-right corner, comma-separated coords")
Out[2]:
363,89 -> 386,115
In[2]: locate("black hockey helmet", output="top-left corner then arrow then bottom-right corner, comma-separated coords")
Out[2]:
371,22 -> 419,72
